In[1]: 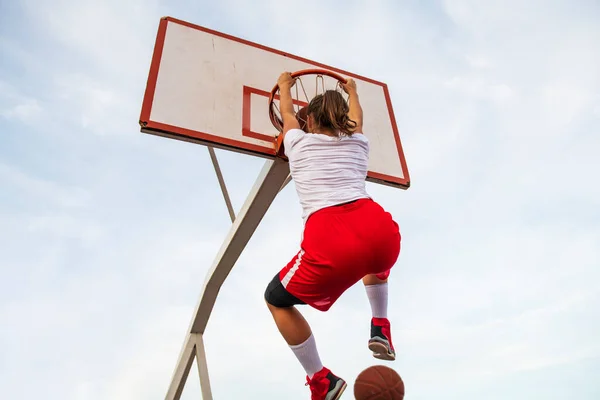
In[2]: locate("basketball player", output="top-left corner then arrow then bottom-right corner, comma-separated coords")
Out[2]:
264,72 -> 401,400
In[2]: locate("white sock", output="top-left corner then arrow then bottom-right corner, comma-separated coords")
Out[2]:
289,334 -> 324,378
365,283 -> 388,318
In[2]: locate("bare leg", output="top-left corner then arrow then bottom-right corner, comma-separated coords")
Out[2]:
266,301 -> 325,378
363,273 -> 388,286
266,302 -> 312,345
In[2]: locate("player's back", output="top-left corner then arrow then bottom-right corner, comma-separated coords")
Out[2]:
283,129 -> 371,221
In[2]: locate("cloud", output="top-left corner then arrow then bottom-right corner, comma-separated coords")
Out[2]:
51,73 -> 136,135
1,0 -> 599,399
0,163 -> 92,208
0,81 -> 44,122
3,0 -> 162,137
444,75 -> 514,103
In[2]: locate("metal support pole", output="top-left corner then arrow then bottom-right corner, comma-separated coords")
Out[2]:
194,334 -> 213,400
279,173 -> 292,193
164,334 -> 196,399
164,157 -> 290,399
207,147 -> 236,223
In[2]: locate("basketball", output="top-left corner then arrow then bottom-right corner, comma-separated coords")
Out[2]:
354,365 -> 404,400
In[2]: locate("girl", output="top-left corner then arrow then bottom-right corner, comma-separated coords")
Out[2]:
264,72 -> 401,400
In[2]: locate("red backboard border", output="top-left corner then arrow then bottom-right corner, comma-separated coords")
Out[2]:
139,16 -> 410,189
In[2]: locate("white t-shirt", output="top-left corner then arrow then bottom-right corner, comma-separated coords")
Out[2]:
284,128 -> 371,222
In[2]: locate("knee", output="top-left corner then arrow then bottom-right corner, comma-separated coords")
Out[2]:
264,276 -> 279,308
265,299 -> 279,315
264,273 -> 305,309
265,289 -> 287,315
264,289 -> 274,308
264,286 -> 272,307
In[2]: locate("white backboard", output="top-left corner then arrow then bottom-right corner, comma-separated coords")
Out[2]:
140,17 -> 410,189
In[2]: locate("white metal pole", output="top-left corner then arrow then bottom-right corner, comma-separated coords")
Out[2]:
207,147 -> 236,223
164,334 -> 196,399
164,158 -> 290,399
279,173 -> 292,193
194,334 -> 213,400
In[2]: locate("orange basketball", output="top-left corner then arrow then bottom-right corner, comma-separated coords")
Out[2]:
354,365 -> 405,400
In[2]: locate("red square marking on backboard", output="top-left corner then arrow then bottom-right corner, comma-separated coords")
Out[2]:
242,86 -> 308,142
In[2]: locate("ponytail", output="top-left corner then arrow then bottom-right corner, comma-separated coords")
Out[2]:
307,90 -> 357,136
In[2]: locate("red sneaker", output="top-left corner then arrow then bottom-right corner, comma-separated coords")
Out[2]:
305,367 -> 347,400
368,317 -> 396,361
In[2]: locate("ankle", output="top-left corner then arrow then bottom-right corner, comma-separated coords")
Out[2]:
372,317 -> 390,325
290,334 -> 324,378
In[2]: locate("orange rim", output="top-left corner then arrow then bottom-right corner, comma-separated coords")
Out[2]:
268,69 -> 348,132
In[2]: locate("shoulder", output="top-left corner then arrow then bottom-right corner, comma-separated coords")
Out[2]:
344,133 -> 369,147
283,128 -> 306,156
351,133 -> 368,142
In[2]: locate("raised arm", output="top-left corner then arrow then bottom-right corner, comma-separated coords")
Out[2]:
342,78 -> 363,133
278,72 -> 301,136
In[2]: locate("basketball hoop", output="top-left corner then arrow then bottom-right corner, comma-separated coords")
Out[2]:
268,69 -> 348,133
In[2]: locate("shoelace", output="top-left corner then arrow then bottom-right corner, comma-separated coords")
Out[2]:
305,375 -> 329,399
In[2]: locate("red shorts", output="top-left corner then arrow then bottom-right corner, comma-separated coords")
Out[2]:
278,198 -> 401,312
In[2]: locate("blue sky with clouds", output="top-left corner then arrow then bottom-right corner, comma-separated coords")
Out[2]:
1,0 -> 599,399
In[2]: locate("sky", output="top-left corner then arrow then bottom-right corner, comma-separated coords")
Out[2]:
1,0 -> 599,399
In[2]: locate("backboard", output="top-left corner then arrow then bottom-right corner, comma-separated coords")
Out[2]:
140,17 -> 410,189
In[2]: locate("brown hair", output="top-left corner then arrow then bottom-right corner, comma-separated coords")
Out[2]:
296,106 -> 308,131
306,90 -> 357,136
